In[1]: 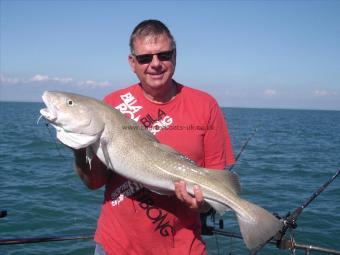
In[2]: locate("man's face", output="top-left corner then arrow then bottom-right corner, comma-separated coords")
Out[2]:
129,33 -> 176,90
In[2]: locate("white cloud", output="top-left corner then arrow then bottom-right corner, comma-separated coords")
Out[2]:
52,77 -> 73,83
77,80 -> 110,88
79,80 -> 96,86
264,89 -> 277,96
1,73 -> 110,88
30,74 -> 73,83
0,74 -> 22,84
313,89 -> 337,97
30,74 -> 50,82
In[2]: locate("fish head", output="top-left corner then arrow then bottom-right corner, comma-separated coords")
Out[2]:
40,91 -> 105,149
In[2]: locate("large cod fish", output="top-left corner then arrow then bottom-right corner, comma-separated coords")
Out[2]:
40,91 -> 282,253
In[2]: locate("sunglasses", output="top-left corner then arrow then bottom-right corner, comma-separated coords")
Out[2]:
133,49 -> 175,64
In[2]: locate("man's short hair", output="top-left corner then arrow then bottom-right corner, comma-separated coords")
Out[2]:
129,19 -> 176,54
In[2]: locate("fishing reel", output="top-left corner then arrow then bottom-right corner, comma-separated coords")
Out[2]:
273,211 -> 299,251
274,211 -> 298,236
200,208 -> 224,236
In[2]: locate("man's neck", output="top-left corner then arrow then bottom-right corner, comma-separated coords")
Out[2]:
141,80 -> 177,104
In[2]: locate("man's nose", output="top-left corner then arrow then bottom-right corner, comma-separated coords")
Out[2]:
149,54 -> 162,67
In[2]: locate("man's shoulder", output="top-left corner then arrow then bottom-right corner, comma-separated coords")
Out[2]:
179,83 -> 218,106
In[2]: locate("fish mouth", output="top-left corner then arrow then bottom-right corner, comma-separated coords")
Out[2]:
40,108 -> 56,122
40,91 -> 57,122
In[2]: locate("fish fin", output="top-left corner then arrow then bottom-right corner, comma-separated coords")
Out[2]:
205,198 -> 231,215
236,200 -> 282,253
202,169 -> 241,195
56,128 -> 98,149
100,139 -> 114,170
85,147 -> 94,166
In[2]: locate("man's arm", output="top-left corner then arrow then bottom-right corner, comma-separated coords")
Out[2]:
73,148 -> 110,190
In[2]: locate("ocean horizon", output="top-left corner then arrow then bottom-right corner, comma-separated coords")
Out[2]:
1,99 -> 339,112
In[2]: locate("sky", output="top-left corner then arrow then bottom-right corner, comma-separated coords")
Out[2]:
1,0 -> 340,110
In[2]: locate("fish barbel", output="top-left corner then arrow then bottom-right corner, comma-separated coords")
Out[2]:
40,90 -> 282,252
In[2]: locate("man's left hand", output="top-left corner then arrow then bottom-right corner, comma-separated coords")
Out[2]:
174,181 -> 210,213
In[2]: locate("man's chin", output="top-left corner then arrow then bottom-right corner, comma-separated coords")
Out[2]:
146,79 -> 166,88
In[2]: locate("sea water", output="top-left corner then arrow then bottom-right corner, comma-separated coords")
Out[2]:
1,102 -> 339,254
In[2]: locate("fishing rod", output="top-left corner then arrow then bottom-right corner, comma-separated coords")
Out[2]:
209,126 -> 340,254
228,127 -> 258,172
0,234 -> 93,245
207,169 -> 340,254
277,169 -> 340,247
212,229 -> 340,255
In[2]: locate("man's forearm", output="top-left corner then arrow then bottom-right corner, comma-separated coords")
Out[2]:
73,148 -> 109,190
73,148 -> 88,170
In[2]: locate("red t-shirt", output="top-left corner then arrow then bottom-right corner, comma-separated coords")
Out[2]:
94,83 -> 235,255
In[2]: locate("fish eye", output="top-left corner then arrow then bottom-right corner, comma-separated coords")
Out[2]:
67,99 -> 74,106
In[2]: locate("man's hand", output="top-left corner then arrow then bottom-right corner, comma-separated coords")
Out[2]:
174,181 -> 210,213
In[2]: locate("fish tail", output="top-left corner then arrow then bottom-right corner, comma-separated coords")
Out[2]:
236,199 -> 282,253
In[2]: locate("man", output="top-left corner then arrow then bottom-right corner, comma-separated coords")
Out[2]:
74,19 -> 235,255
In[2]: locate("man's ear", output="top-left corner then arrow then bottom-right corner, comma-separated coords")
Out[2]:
128,55 -> 136,73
